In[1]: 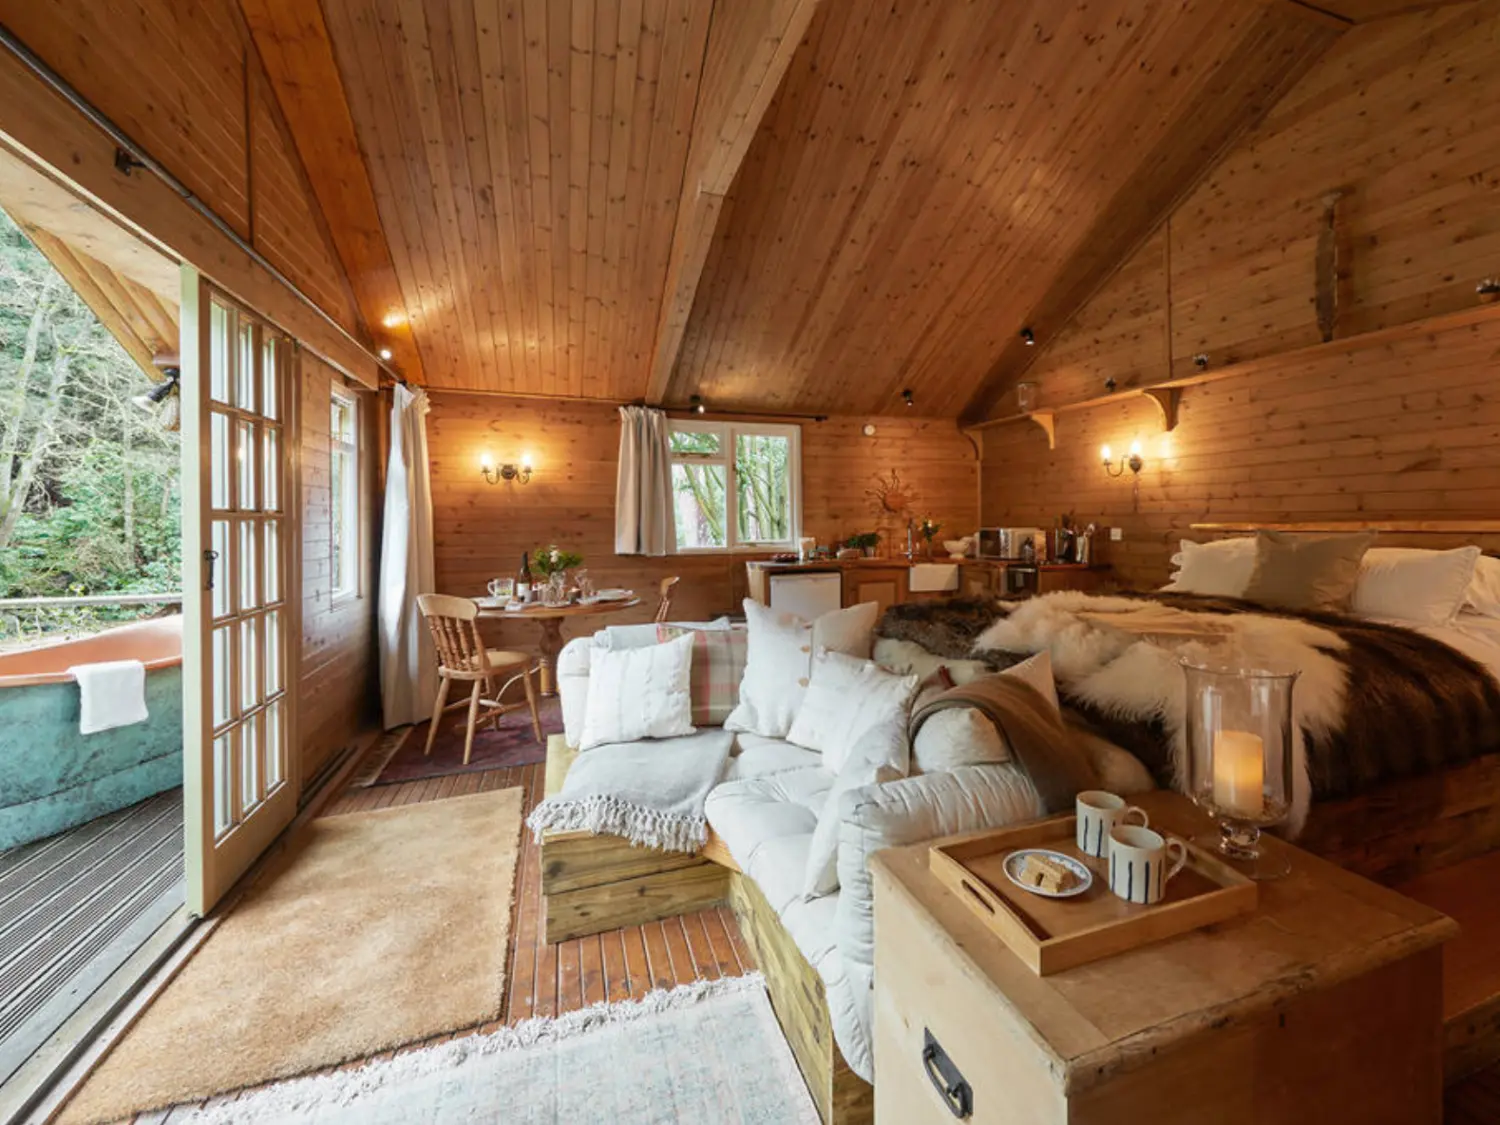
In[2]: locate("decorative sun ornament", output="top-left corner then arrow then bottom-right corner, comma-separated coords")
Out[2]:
866,469 -> 912,518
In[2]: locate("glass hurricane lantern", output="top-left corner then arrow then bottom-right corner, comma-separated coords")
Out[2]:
1182,660 -> 1299,879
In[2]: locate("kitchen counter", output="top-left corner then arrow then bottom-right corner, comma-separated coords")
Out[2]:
745,557 -> 1111,610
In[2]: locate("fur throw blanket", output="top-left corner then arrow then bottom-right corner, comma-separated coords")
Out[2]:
881,592 -> 1500,832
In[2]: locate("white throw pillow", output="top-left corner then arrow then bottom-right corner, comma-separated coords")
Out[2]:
1352,546 -> 1480,626
910,650 -> 1059,773
1163,537 -> 1259,597
579,632 -> 696,750
787,650 -> 919,770
724,599 -> 880,738
1469,555 -> 1500,617
801,712 -> 908,900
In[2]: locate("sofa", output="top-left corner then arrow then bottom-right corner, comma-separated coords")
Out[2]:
555,618 -> 1152,1123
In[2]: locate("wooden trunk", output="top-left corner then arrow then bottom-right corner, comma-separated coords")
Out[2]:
728,872 -> 874,1125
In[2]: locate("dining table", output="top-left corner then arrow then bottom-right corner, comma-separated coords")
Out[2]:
476,596 -> 643,695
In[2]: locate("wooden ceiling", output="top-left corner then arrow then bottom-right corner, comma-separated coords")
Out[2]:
233,0 -> 1359,415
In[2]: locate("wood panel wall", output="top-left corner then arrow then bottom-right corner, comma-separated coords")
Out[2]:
428,396 -> 978,647
0,0 -> 361,338
299,353 -> 378,782
980,3 -> 1500,590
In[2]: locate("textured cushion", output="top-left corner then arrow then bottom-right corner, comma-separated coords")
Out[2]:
578,632 -> 696,750
802,712 -> 907,900
910,650 -> 1058,773
786,650 -> 918,770
872,637 -> 993,685
600,617 -> 731,649
1352,546 -> 1481,626
833,764 -> 1043,1080
658,624 -> 749,726
723,736 -> 824,781
704,766 -> 833,874
556,636 -> 595,748
1468,555 -> 1500,617
724,599 -> 879,738
1162,537 -> 1259,597
1242,530 -> 1376,612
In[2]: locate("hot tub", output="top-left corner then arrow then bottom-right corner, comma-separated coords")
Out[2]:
0,615 -> 182,850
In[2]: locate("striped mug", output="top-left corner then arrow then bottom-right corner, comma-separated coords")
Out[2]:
1108,825 -> 1189,906
1075,790 -> 1149,859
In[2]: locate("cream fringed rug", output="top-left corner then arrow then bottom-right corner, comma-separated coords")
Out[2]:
146,975 -> 817,1124
60,788 -> 524,1125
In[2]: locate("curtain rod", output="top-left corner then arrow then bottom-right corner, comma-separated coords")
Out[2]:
0,21 -> 394,383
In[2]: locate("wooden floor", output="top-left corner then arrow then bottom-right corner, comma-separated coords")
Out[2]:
122,760 -> 752,1122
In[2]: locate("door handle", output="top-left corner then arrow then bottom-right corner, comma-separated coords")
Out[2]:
204,549 -> 219,590
922,1029 -> 973,1119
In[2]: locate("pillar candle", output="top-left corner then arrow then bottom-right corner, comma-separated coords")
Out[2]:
1213,729 -> 1265,818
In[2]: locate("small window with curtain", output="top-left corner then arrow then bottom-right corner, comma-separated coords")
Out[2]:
668,421 -> 800,552
330,388 -> 359,601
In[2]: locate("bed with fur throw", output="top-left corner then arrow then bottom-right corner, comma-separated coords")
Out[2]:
879,592 -> 1500,832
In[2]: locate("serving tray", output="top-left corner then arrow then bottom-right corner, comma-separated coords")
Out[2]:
929,813 -> 1257,975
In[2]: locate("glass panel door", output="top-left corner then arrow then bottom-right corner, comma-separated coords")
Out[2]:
182,270 -> 298,915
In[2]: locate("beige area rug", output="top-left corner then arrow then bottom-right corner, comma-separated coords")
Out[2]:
60,787 -> 524,1125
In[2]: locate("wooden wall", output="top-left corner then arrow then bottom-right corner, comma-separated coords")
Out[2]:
299,353 -> 378,783
979,3 -> 1500,590
428,396 -> 978,648
0,0 -> 361,338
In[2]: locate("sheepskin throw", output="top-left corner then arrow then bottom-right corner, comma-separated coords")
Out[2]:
967,591 -> 1500,830
526,729 -> 735,853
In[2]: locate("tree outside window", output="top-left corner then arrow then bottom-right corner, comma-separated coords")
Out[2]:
669,422 -> 799,552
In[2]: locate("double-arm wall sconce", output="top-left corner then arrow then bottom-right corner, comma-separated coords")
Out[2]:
480,452 -> 533,485
1101,441 -> 1143,478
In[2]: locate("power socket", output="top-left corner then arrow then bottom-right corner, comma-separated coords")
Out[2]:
1109,527 -> 1124,542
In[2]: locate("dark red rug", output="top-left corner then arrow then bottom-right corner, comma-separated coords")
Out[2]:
374,696 -> 562,785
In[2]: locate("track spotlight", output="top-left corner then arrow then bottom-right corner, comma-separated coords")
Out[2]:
1020,327 -> 1036,346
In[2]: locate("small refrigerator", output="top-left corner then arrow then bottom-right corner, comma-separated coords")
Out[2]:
768,571 -> 843,620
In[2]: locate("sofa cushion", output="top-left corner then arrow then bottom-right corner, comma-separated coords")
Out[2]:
802,713 -> 907,901
704,766 -> 832,874
786,649 -> 918,771
579,632 -> 696,750
724,735 -> 823,781
658,624 -> 749,726
910,649 -> 1059,773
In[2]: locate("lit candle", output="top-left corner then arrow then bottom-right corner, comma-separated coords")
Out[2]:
521,452 -> 533,471
1213,729 -> 1265,817
1129,440 -> 1142,458
1101,444 -> 1112,465
479,452 -> 493,470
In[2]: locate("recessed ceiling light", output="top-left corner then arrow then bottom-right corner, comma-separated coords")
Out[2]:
378,347 -> 393,361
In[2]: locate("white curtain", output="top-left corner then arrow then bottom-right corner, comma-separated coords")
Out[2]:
614,405 -> 672,556
378,383 -> 438,729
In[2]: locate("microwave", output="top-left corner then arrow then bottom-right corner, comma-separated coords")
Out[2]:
977,527 -> 1044,559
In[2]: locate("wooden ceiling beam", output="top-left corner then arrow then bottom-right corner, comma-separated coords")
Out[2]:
959,7 -> 1344,425
643,0 -> 821,405
237,0 -> 423,382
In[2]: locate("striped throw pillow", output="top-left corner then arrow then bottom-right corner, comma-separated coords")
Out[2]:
657,624 -> 749,727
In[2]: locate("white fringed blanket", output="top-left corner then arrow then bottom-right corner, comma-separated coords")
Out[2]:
526,729 -> 735,853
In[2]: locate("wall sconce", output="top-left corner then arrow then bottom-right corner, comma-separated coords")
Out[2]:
480,451 -> 533,485
1101,441 -> 1143,478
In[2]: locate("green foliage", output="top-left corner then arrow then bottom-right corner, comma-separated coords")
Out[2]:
531,544 -> 584,577
0,206 -> 180,621
846,531 -> 881,550
917,516 -> 942,543
735,433 -> 790,543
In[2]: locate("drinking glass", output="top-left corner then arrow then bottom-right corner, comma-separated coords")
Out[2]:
575,569 -> 595,602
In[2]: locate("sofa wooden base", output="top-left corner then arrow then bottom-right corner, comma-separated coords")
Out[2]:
729,872 -> 874,1125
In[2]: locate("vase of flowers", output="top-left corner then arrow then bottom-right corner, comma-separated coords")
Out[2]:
917,516 -> 942,559
532,545 -> 584,606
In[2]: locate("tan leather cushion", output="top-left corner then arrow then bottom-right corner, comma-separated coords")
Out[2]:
484,649 -> 533,671
1242,529 -> 1375,612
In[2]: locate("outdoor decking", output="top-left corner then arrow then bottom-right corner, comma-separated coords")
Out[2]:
0,790 -> 185,1096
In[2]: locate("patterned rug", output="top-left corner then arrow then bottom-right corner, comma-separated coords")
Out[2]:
159,975 -> 816,1124
370,696 -> 562,785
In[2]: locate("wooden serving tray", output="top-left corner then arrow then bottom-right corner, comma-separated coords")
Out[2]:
929,814 -> 1257,975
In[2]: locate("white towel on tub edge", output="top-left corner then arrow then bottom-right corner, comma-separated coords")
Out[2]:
68,659 -> 149,735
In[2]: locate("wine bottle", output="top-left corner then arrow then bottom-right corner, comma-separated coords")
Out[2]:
516,552 -> 533,604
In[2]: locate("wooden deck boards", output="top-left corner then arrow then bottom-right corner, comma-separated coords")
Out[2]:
124,761 -> 751,1121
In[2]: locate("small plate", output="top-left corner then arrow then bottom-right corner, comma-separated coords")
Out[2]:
593,588 -> 632,602
475,597 -> 507,608
1002,848 -> 1093,899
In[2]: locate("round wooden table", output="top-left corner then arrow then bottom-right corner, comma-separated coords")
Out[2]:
477,598 -> 642,695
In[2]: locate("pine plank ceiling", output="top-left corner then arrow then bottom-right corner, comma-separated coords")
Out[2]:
241,0 -> 1348,418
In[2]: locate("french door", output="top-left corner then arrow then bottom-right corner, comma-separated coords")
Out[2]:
181,269 -> 298,915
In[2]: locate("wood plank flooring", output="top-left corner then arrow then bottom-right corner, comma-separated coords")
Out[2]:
123,760 -> 751,1122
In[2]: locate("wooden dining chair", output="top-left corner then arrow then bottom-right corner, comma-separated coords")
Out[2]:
417,593 -> 543,764
655,576 -> 680,623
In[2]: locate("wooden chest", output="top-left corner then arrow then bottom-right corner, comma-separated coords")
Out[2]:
870,792 -> 1455,1125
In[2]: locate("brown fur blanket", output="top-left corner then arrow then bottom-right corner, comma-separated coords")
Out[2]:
880,592 -> 1500,805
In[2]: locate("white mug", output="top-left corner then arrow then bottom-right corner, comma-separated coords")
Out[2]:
1075,790 -> 1149,859
1108,825 -> 1188,905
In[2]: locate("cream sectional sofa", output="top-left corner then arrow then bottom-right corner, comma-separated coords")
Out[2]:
556,622 -> 1151,1122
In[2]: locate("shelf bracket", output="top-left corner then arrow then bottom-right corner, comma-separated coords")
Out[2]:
1142,387 -> 1181,432
1028,410 -> 1056,449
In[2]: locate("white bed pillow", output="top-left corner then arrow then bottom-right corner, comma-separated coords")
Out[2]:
787,650 -> 920,771
801,711 -> 908,900
1162,537 -> 1259,597
911,650 -> 1060,773
1466,555 -> 1500,617
1352,546 -> 1480,626
724,599 -> 879,739
579,631 -> 696,750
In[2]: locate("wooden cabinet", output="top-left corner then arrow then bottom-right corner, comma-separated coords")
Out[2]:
870,793 -> 1453,1125
843,567 -> 908,614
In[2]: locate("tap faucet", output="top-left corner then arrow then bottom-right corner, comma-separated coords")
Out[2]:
905,518 -> 915,561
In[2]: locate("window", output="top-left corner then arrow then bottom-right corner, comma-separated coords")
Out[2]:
330,389 -> 359,600
668,421 -> 800,552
